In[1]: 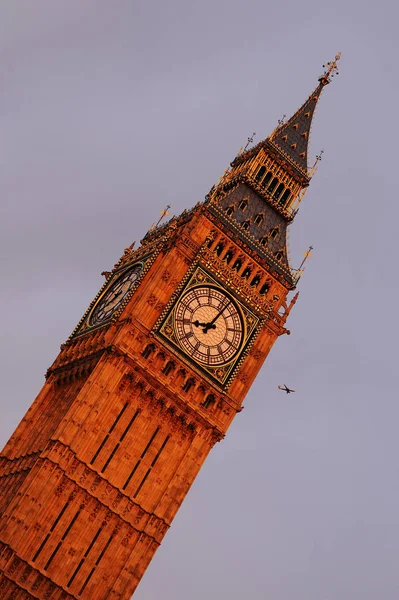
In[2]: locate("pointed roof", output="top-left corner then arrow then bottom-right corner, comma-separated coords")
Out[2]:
269,81 -> 324,173
231,53 -> 341,180
269,53 -> 340,174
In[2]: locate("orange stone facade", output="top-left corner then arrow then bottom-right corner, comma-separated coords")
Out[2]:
0,61 -> 338,599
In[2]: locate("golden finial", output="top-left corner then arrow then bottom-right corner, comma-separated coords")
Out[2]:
319,52 -> 341,85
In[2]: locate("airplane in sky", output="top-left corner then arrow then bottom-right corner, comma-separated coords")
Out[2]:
278,384 -> 296,394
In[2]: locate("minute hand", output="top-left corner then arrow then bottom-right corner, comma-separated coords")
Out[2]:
203,300 -> 231,333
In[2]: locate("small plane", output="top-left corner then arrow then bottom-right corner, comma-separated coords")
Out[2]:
278,384 -> 296,394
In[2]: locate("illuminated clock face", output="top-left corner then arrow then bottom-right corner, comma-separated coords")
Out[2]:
89,264 -> 143,326
174,286 -> 244,366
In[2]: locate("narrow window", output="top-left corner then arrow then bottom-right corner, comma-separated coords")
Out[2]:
202,394 -> 216,409
100,409 -> 140,473
232,258 -> 242,272
242,220 -> 250,231
239,199 -> 248,211
280,189 -> 291,206
259,282 -> 270,296
79,533 -> 114,596
255,165 -> 266,181
270,227 -> 279,240
142,344 -> 155,359
254,213 -> 264,226
215,242 -> 224,256
32,501 -> 70,563
223,249 -> 234,264
90,402 -> 128,466
123,427 -> 160,491
250,275 -> 261,287
152,435 -> 169,467
182,378 -> 195,393
162,361 -> 175,376
274,183 -> 285,200
268,177 -> 278,193
275,251 -> 284,261
259,236 -> 268,246
225,205 -> 235,217
67,525 -> 104,588
242,267 -> 251,280
45,508 -> 81,570
263,171 -> 273,187
133,469 -> 151,497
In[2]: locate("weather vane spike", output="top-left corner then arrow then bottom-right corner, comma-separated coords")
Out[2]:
293,245 -> 313,283
148,204 -> 171,232
309,149 -> 324,177
319,52 -> 341,85
237,131 -> 256,156
243,131 -> 256,152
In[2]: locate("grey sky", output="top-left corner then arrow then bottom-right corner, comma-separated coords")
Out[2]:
1,1 -> 398,599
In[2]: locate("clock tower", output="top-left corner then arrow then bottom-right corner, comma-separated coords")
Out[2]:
0,56 -> 339,599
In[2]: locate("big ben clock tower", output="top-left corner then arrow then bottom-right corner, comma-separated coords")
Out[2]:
0,56 -> 340,599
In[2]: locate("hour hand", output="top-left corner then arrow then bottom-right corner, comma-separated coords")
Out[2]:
193,320 -> 207,328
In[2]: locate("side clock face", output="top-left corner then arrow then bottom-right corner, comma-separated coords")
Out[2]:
174,286 -> 244,366
89,263 -> 143,326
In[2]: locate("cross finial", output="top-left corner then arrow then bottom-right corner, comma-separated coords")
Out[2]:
237,131 -> 256,156
243,131 -> 256,152
319,52 -> 341,85
278,114 -> 286,127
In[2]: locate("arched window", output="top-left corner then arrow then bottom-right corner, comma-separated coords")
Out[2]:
215,242 -> 224,257
223,249 -> 234,264
250,274 -> 261,287
280,189 -> 291,206
162,361 -> 175,376
260,236 -> 268,246
255,165 -> 266,181
275,250 -> 284,261
142,344 -> 155,359
182,378 -> 195,393
242,266 -> 252,279
270,227 -> 279,240
262,171 -> 273,187
268,177 -> 279,193
202,394 -> 216,409
225,205 -> 235,217
254,213 -> 264,226
242,220 -> 250,231
232,258 -> 243,272
259,282 -> 270,296
274,183 -> 285,200
239,199 -> 248,211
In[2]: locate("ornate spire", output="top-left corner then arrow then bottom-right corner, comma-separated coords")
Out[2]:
269,53 -> 341,175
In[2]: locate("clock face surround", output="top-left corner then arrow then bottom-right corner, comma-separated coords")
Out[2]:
89,263 -> 144,326
175,286 -> 243,366
157,266 -> 260,387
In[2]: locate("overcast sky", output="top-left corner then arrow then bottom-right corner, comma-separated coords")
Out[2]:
1,2 -> 398,599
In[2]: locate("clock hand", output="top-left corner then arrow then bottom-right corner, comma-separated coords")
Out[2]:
202,301 -> 231,333
193,320 -> 208,328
